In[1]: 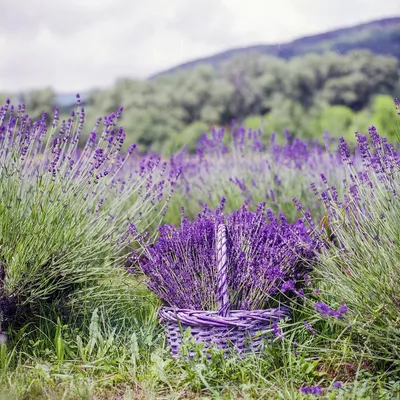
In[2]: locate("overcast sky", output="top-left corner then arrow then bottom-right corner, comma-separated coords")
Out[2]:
0,0 -> 399,92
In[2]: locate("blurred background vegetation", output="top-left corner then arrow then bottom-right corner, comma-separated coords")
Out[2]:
1,18 -> 400,154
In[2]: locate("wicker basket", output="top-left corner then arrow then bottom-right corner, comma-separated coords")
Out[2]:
159,224 -> 289,358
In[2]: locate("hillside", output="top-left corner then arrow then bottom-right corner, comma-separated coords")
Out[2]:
151,17 -> 400,78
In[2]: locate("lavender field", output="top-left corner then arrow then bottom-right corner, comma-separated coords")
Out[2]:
0,96 -> 399,399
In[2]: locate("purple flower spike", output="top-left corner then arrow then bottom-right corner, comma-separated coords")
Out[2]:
272,322 -> 284,339
300,385 -> 322,395
314,301 -> 348,319
304,321 -> 316,335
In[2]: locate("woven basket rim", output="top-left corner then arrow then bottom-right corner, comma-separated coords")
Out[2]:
160,306 -> 289,328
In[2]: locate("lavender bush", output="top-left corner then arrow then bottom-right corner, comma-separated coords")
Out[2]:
133,201 -> 320,311
166,125 -> 346,225
0,97 -> 177,329
310,100 -> 400,360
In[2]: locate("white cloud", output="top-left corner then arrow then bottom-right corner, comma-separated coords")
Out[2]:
0,0 -> 399,92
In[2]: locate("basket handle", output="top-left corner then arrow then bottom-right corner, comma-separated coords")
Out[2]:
217,224 -> 230,317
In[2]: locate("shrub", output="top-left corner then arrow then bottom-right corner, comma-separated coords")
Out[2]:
0,97 -> 177,330
312,108 -> 400,361
166,125 -> 346,225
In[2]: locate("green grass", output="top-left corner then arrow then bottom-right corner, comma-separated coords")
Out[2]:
1,298 -> 400,399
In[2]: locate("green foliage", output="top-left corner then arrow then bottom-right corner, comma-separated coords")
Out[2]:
319,51 -> 399,110
68,50 -> 398,153
165,120 -> 209,154
242,115 -> 264,131
233,97 -> 400,147
316,105 -> 357,143
371,95 -> 400,141
263,99 -> 315,140
20,88 -> 56,122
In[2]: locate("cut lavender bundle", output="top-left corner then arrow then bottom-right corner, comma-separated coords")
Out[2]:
132,201 -> 320,357
134,202 -> 319,311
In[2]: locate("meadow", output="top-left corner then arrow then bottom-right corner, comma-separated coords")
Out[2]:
0,95 -> 399,399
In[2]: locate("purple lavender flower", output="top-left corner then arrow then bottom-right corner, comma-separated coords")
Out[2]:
281,280 -> 296,293
334,303 -> 349,319
293,197 -> 303,211
314,301 -> 348,319
304,321 -> 316,335
300,385 -> 322,395
338,137 -> 353,165
314,302 -> 332,318
272,322 -> 284,339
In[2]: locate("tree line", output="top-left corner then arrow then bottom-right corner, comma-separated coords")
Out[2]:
2,50 -> 399,153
